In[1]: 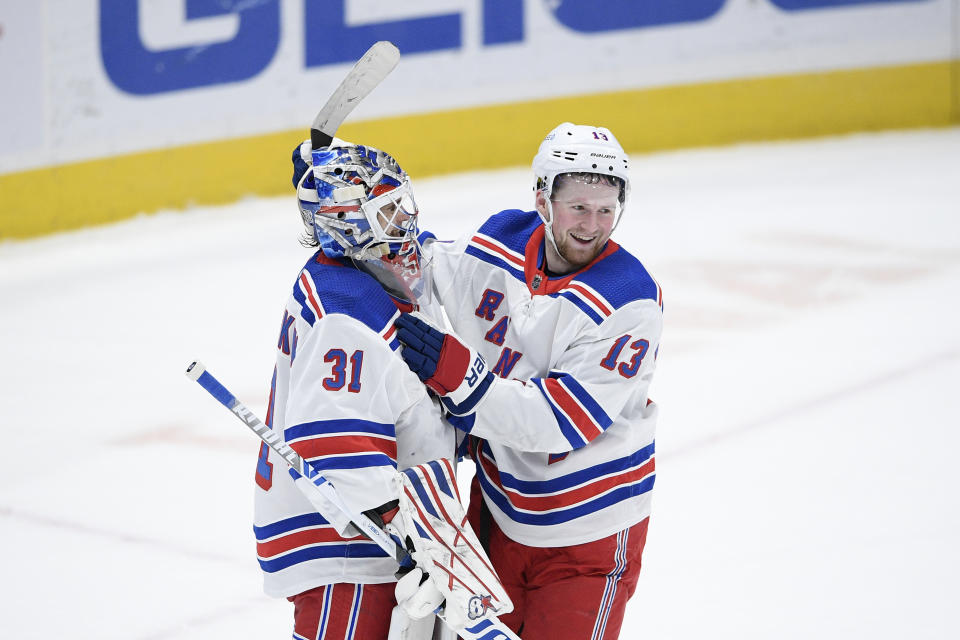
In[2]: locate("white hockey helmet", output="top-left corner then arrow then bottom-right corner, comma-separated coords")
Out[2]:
532,123 -> 631,243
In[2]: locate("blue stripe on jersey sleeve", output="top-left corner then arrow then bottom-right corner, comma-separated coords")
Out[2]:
548,372 -> 613,430
254,512 -> 330,540
285,418 -> 395,441
309,453 -> 398,472
532,378 -> 589,450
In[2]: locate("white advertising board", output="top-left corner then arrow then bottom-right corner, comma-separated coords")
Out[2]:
0,0 -> 954,175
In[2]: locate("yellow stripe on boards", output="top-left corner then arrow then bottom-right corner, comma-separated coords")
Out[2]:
1,60 -> 955,240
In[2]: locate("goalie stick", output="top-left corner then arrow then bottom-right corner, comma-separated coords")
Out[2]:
184,361 -> 523,640
310,40 -> 400,150
184,360 -> 408,562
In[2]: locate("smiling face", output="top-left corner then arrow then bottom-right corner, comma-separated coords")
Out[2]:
537,173 -> 621,274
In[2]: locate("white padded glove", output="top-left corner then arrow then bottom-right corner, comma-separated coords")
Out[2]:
395,567 -> 445,620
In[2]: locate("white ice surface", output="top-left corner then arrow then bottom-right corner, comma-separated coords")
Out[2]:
2,128 -> 958,638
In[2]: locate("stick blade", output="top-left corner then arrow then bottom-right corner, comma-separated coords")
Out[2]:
310,41 -> 400,149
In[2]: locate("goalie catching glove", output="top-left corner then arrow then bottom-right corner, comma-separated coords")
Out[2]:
394,312 -> 497,416
390,459 -> 512,632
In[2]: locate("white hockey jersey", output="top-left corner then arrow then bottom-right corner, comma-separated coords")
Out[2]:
254,251 -> 452,598
426,209 -> 662,548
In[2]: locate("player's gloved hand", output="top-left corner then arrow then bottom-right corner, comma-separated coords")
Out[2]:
291,139 -> 312,188
394,567 -> 445,620
394,312 -> 496,416
387,505 -> 445,639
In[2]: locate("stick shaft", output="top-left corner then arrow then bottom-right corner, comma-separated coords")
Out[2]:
185,361 -> 406,561
185,363 -> 523,638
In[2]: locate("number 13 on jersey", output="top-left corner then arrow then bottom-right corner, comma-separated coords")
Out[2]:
600,335 -> 649,379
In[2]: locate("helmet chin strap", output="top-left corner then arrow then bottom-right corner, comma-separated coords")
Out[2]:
539,194 -> 562,264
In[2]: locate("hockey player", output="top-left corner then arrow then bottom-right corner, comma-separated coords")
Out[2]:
394,123 -> 662,640
257,140 -> 454,639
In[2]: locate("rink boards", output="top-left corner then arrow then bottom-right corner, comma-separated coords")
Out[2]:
0,0 -> 957,238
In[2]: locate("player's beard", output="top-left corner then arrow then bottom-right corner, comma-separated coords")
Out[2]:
555,229 -> 607,271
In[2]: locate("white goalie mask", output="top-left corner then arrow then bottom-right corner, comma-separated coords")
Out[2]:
296,140 -> 429,303
531,123 -> 631,255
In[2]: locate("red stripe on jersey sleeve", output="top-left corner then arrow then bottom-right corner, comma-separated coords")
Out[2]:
543,378 -> 604,442
383,324 -> 397,341
299,272 -> 324,319
566,283 -> 613,316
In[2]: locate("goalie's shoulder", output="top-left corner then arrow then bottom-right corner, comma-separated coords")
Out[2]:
293,251 -> 400,335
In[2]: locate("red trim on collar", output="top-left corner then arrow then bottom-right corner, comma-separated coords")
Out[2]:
523,225 -> 620,295
390,297 -> 415,313
314,253 -> 347,267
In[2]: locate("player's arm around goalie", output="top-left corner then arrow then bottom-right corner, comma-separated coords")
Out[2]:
394,252 -> 663,454
465,303 -> 661,453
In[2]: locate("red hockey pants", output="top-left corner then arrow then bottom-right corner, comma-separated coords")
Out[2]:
469,479 -> 649,640
289,582 -> 396,640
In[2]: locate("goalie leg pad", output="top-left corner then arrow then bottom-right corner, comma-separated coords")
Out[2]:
394,459 -> 513,632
